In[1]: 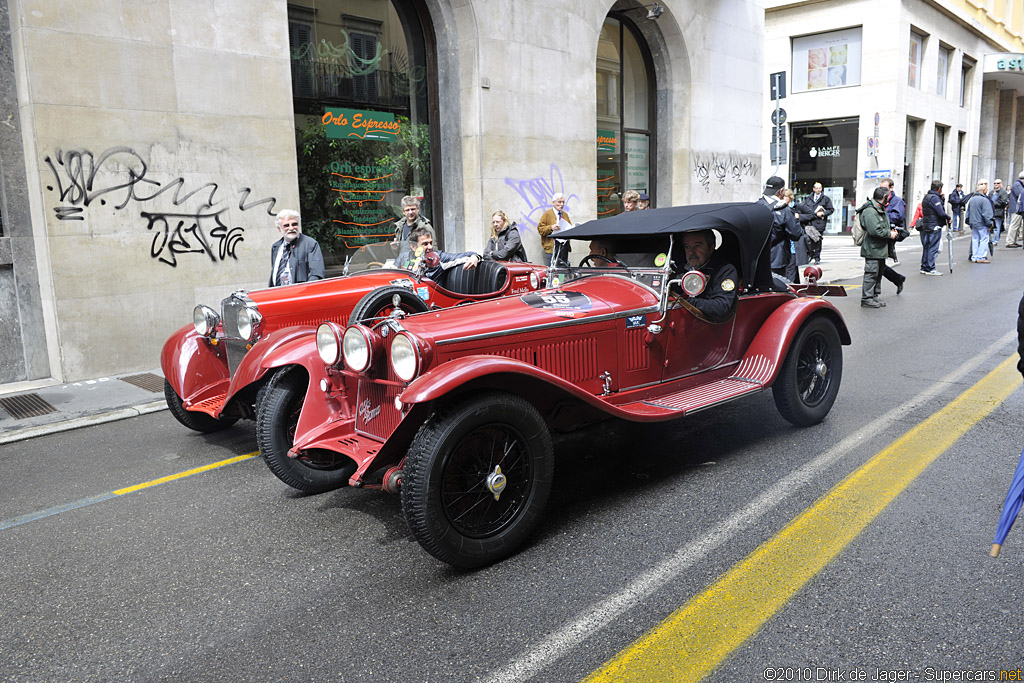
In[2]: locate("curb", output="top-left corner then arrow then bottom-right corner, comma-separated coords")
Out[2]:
0,401 -> 167,445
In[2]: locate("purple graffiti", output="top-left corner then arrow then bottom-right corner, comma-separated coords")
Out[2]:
504,164 -> 582,231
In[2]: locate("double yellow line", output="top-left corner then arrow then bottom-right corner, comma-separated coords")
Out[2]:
588,355 -> 1021,681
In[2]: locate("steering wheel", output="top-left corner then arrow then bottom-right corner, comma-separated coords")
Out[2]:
578,254 -> 624,268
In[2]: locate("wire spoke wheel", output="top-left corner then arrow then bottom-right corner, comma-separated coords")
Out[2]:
772,317 -> 843,427
402,392 -> 554,568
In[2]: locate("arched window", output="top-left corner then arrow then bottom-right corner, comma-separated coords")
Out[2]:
289,0 -> 437,269
597,15 -> 655,217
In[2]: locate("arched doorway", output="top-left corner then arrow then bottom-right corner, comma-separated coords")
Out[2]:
596,14 -> 656,217
288,0 -> 439,269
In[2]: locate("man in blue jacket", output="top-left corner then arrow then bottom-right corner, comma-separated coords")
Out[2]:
949,183 -> 966,233
918,180 -> 950,275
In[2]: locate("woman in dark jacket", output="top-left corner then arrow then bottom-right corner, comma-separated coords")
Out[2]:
484,210 -> 528,262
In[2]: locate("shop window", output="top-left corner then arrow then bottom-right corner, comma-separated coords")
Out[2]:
288,0 -> 436,270
596,16 -> 654,217
937,46 -> 951,98
790,118 -> 858,234
908,31 -> 924,89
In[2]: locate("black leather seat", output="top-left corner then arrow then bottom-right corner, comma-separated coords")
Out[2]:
440,259 -> 508,295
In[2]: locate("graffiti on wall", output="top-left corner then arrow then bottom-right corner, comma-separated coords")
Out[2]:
44,147 -> 277,267
692,152 -> 760,194
504,164 -> 581,231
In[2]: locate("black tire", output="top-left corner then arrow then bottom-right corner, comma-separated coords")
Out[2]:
255,368 -> 356,493
772,316 -> 843,427
163,379 -> 238,433
401,392 -> 554,568
350,285 -> 429,324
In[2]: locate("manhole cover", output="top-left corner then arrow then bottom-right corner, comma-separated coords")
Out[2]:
120,373 -> 165,393
0,393 -> 58,420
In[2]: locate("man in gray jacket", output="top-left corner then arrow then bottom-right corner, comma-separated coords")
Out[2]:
268,209 -> 325,287
965,180 -> 994,264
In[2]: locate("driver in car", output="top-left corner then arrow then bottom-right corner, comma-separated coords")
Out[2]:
672,229 -> 739,323
397,226 -> 480,280
586,239 -> 622,267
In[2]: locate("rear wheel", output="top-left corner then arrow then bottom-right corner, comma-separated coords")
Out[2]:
350,285 -> 429,324
163,379 -> 238,433
772,317 -> 843,426
255,368 -> 355,493
401,392 -> 554,568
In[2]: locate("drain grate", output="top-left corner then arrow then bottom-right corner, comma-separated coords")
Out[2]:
0,393 -> 58,420
120,373 -> 165,393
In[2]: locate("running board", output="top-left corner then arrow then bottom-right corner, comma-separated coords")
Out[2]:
625,354 -> 776,417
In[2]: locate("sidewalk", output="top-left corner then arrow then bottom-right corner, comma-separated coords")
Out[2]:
0,233 -> 946,445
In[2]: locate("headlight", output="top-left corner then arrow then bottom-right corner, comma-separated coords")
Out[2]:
193,305 -> 219,337
529,271 -> 539,289
390,333 -> 420,382
236,306 -> 262,342
681,270 -> 708,297
342,325 -> 374,372
316,323 -> 343,366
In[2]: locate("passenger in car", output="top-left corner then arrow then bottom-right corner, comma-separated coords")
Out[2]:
672,229 -> 739,323
397,227 -> 480,280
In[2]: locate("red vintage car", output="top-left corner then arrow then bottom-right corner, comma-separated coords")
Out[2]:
160,241 -> 546,437
259,203 -> 850,568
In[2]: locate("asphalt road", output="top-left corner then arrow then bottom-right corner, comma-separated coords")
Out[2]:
3,256 -> 1024,682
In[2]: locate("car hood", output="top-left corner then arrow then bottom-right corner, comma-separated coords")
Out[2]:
245,270 -> 417,326
398,274 -> 660,344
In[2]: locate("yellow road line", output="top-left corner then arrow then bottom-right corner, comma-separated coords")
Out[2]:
114,452 -> 259,495
587,356 -> 1021,682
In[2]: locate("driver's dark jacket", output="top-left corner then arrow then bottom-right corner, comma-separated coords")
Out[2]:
675,252 -> 739,323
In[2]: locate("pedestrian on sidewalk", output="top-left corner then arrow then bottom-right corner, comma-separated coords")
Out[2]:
965,179 -> 994,264
990,179 -> 1009,247
269,209 -> 325,287
1007,171 -> 1024,248
949,183 -> 966,233
795,182 -> 832,265
857,187 -> 899,308
918,180 -> 950,276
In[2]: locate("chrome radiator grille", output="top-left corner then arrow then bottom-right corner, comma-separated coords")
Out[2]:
220,295 -> 249,376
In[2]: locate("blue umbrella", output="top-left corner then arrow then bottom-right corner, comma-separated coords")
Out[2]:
990,443 -> 1024,557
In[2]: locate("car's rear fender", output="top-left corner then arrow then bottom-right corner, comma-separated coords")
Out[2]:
739,298 -> 851,387
160,324 -> 230,404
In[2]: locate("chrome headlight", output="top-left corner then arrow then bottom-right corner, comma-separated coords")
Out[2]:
236,306 -> 262,342
316,323 -> 343,366
681,270 -> 708,297
342,325 -> 374,373
389,333 -> 420,382
193,305 -> 219,337
529,271 -> 539,289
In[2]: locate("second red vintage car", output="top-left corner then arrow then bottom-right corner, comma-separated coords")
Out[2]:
161,240 -> 545,439
255,203 -> 851,568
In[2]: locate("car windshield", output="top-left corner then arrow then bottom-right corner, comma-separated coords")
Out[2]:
342,240 -> 401,274
546,237 -> 674,295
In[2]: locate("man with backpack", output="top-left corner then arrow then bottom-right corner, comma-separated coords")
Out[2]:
857,187 -> 899,309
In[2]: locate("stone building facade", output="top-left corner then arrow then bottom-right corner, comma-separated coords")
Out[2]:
763,0 -> 1024,231
1,0 -> 766,385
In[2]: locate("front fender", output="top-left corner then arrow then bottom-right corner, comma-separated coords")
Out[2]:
226,325 -> 320,401
160,324 -> 230,404
742,297 -> 851,387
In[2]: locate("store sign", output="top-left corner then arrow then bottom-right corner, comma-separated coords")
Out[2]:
322,108 -> 401,141
810,146 -> 841,158
597,129 -> 619,153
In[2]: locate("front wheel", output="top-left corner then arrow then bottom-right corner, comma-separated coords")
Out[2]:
772,317 -> 843,426
164,379 -> 238,433
401,392 -> 554,568
255,368 -> 355,493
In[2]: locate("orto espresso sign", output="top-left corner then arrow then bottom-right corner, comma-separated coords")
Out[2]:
323,108 -> 401,141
